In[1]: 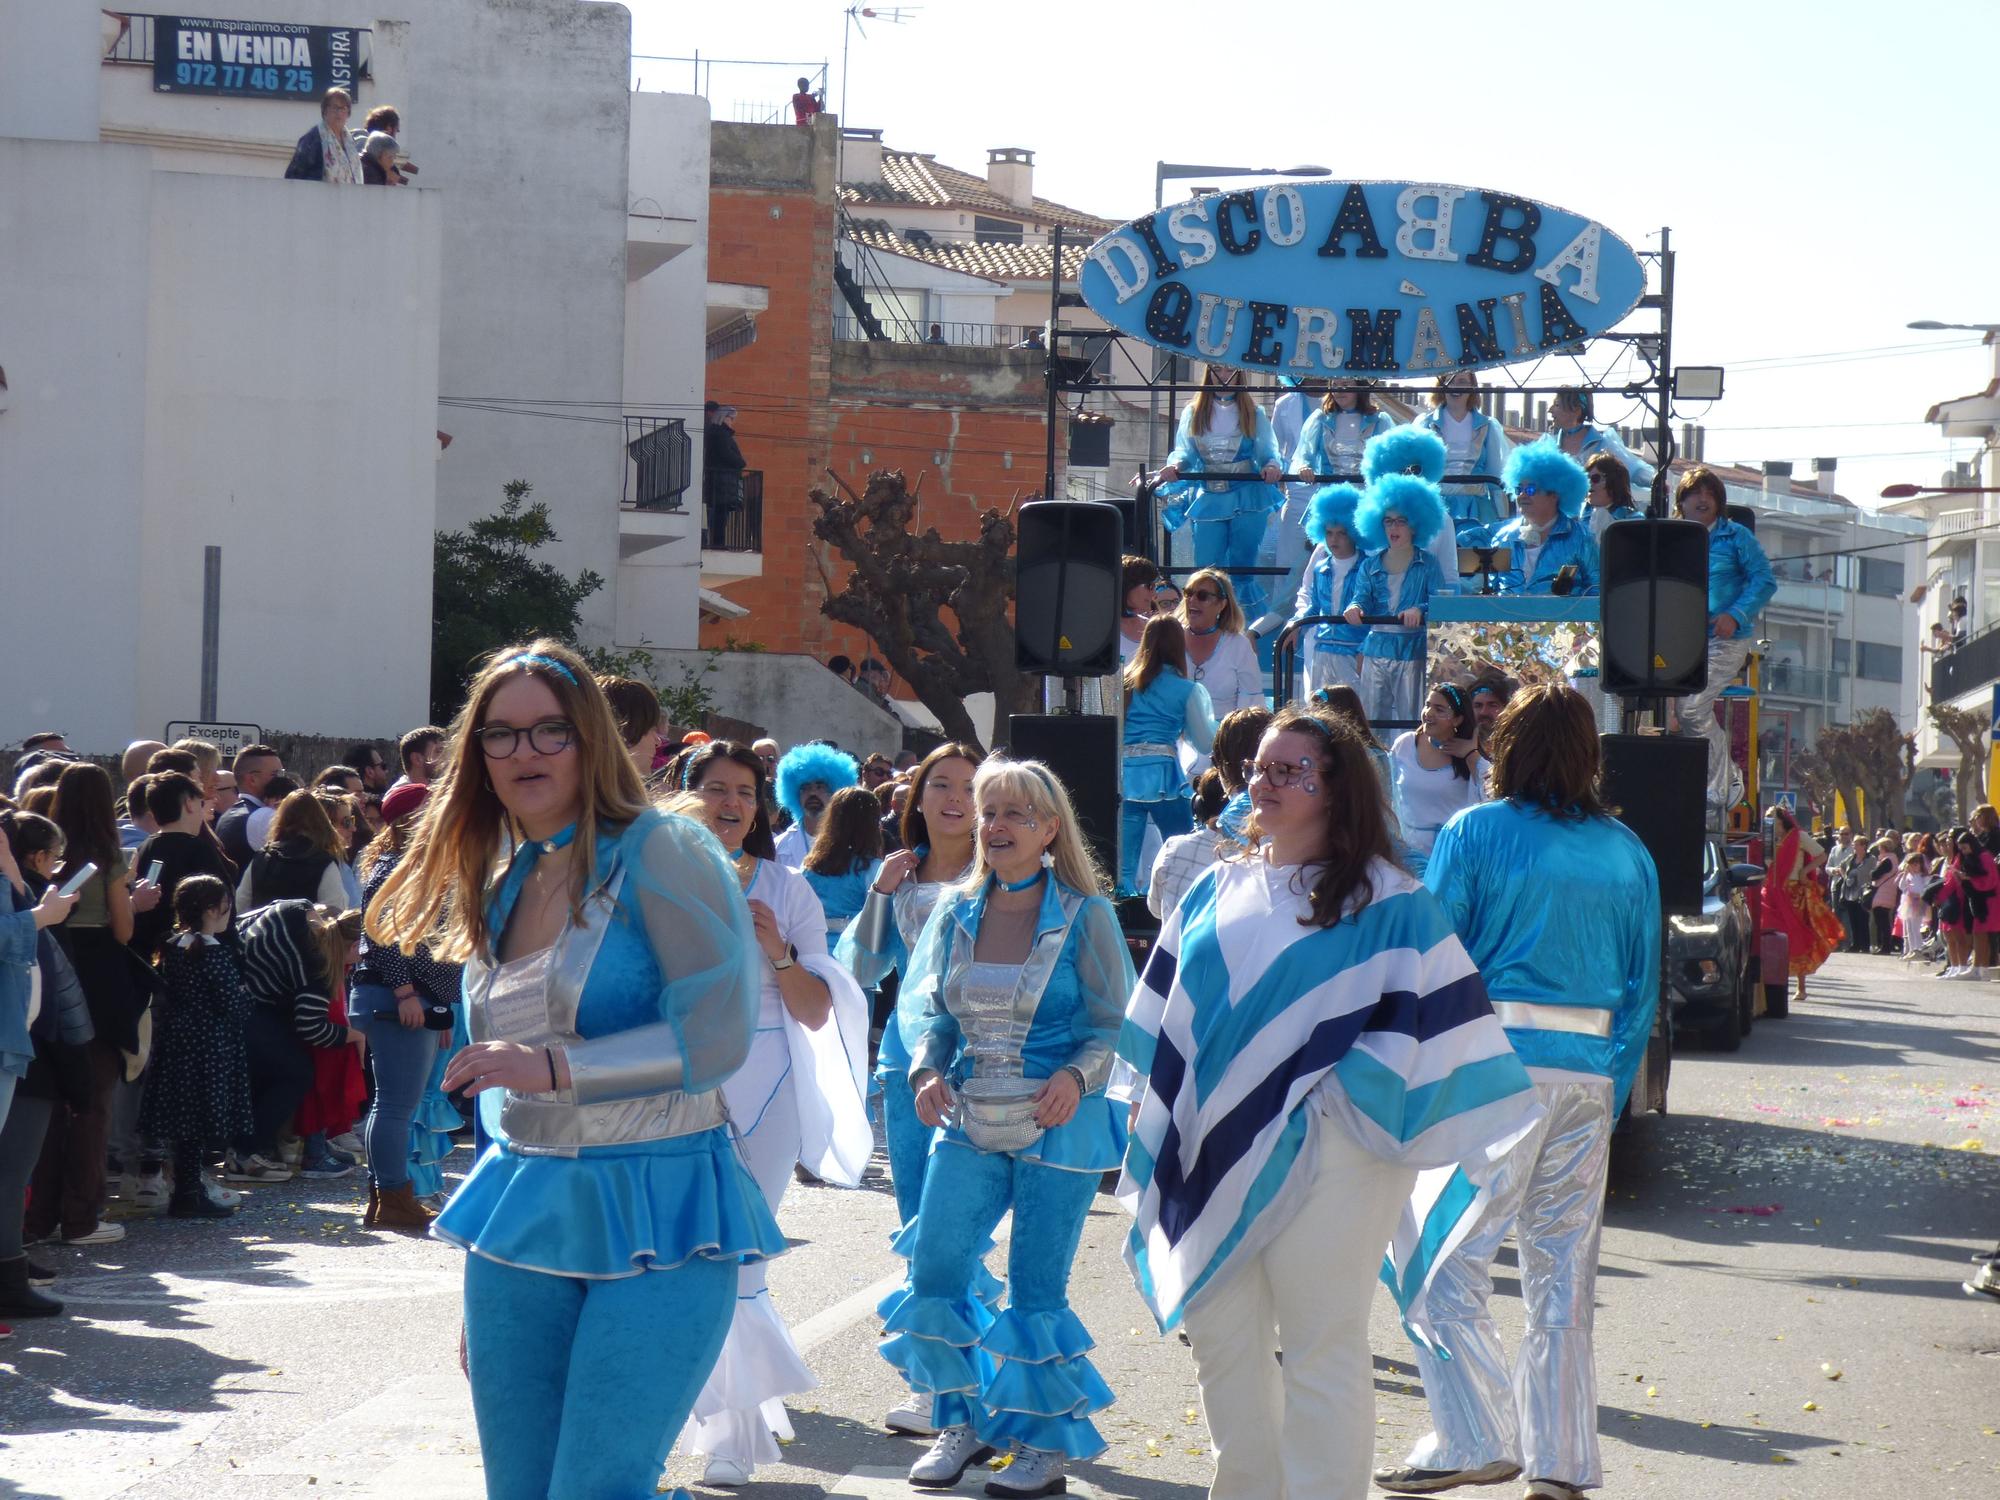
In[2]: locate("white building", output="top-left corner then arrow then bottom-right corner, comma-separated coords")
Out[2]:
1,2 -> 747,754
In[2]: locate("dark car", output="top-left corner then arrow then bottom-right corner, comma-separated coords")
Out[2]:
1667,837 -> 1764,1050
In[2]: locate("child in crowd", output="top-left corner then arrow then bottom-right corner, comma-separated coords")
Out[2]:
1896,852 -> 1930,957
143,875 -> 252,1219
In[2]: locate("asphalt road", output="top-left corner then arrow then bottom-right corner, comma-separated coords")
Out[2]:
4,948 -> 1997,1499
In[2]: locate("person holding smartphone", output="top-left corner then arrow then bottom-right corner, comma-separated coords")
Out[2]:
1486,440 -> 1597,597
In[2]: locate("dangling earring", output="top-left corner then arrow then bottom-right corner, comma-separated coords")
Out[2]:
1040,848 -> 1055,869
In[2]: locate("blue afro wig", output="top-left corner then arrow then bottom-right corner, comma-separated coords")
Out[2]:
1356,473 -> 1451,552
1362,425 -> 1446,486
775,743 -> 858,824
1503,437 -> 1590,517
1303,483 -> 1363,546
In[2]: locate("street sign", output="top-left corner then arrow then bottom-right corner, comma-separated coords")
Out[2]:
1773,790 -> 1797,814
164,721 -> 263,760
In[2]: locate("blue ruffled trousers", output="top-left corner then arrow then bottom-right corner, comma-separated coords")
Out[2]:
464,1253 -> 734,1500
1194,512 -> 1271,620
881,1140 -> 1112,1459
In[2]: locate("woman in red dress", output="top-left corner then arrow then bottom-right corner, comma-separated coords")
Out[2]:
1759,806 -> 1845,1006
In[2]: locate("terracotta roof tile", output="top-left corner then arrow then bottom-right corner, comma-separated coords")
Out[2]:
840,149 -> 1114,232
846,218 -> 1087,283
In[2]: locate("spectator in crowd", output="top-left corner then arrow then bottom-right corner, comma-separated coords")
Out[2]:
359,105 -> 415,185
799,786 -> 883,942
1471,678 -> 1514,758
859,753 -> 894,793
705,402 -> 748,545
284,86 -> 363,184
925,324 -> 947,345
133,774 -> 238,957
1119,554 -> 1162,664
349,782 -> 460,1232
172,739 -> 224,801
392,726 -> 447,791
1146,768 -> 1232,921
856,658 -> 893,707
827,655 -> 856,686
12,759 -> 71,805
752,738 -> 783,826
598,675 -> 664,779
119,775 -> 157,851
18,732 -> 71,758
121,741 -> 167,783
313,766 -> 364,799
244,774 -> 301,852
237,790 -> 352,914
894,750 -> 920,774
211,770 -> 239,820
316,792 -> 366,902
774,745 -> 860,869
0,812 -> 86,1323
791,76 -> 824,126
879,780 -> 910,853
345,743 -> 392,794
141,876 -> 250,1220
223,900 -> 365,1184
1949,595 -> 1969,645
216,744 -> 284,868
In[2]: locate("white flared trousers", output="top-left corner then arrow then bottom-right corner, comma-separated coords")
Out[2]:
1404,1078 -> 1614,1490
1182,1122 -> 1417,1500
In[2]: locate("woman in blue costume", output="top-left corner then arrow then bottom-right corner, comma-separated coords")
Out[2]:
1262,384 -> 1394,634
1343,472 -> 1453,730
834,742 -> 987,1437
1581,453 -> 1644,540
1118,707 -> 1538,1500
1487,439 -> 1598,596
367,641 -> 784,1500
798,786 -> 883,943
1549,387 -> 1655,495
1362,425 -> 1466,597
1374,686 -> 1659,1500
1411,371 -> 1514,535
1118,615 -> 1219,899
1152,366 -> 1284,621
1289,483 -> 1369,700
885,758 -> 1134,1499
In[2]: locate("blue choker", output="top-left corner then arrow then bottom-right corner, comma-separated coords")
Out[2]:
996,869 -> 1044,893
530,822 -> 578,855
1190,622 -> 1220,636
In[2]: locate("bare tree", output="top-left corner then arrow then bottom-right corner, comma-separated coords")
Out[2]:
809,469 -> 1036,752
1928,701 -> 1988,821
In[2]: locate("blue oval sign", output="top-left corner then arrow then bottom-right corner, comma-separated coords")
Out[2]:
1079,181 -> 1646,377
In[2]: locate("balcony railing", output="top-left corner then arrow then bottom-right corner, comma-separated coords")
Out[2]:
1760,665 -> 1842,703
703,470 -> 762,551
1766,577 -> 1844,613
833,316 -> 1044,348
1933,623 -> 2000,703
624,416 -> 691,511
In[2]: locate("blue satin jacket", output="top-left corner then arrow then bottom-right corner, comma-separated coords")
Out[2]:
1424,799 -> 1661,1114
1348,548 -> 1446,661
1414,407 -> 1514,528
1162,403 -> 1283,526
1487,510 -> 1600,596
1704,517 -> 1776,633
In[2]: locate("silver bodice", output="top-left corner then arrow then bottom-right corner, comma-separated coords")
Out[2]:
955,960 -> 1029,1080
895,878 -> 953,954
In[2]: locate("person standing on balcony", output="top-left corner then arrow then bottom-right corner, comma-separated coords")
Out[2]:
704,402 -> 747,548
791,78 -> 823,127
283,87 -> 363,185
1671,468 -> 1775,813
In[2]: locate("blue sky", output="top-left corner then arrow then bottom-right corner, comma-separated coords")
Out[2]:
634,0 -> 2000,508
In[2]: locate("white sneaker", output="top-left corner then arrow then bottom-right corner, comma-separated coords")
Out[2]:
130,1172 -> 171,1210
701,1456 -> 753,1487
986,1445 -> 1066,1498
104,1171 -> 135,1202
220,1152 -> 293,1183
203,1174 -> 246,1208
885,1392 -> 939,1436
910,1426 -> 996,1488
328,1132 -> 365,1157
62,1220 -> 126,1245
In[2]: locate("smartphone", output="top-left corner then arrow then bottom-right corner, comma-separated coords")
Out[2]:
145,860 -> 165,885
57,861 -> 98,899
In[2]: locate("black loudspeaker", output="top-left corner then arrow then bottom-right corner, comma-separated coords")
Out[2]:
1601,733 -> 1706,915
1015,500 -> 1124,676
1599,518 -> 1711,697
1006,714 -> 1120,881
1067,417 -> 1113,468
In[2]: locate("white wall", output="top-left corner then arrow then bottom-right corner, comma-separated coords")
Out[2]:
619,90 -> 710,651
647,650 -> 904,755
0,2 -> 103,142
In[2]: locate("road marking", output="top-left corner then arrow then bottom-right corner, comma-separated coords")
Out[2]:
793,1271 -> 906,1353
58,1263 -> 460,1308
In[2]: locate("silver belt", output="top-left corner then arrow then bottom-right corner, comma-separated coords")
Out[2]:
499,1086 -> 727,1157
1124,742 -> 1178,759
1491,1001 -> 1613,1038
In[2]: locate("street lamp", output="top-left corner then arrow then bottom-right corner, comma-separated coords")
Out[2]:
1908,320 -> 2000,333
1880,483 -> 2000,499
1155,161 -> 1331,210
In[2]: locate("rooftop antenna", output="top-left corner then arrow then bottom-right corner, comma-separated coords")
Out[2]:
840,5 -> 917,181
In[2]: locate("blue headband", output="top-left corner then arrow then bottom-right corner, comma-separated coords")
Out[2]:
508,652 -> 578,685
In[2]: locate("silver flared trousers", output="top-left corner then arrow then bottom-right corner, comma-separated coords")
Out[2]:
1404,1078 -> 1614,1491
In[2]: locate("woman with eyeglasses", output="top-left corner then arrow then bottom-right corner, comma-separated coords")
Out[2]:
1549,387 -> 1655,495
671,739 -> 872,1486
1581,452 -> 1643,539
1117,616 -> 1218,899
1177,567 -> 1264,727
1390,686 -> 1488,878
1410,371 -> 1514,535
366,641 -> 786,1500
1342,474 -> 1452,729
835,741 -> 990,1438
1150,366 -> 1285,621
885,759 -> 1133,1499
1119,707 -> 1537,1500
1118,554 -> 1161,664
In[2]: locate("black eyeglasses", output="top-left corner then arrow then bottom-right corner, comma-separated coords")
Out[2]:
477,719 -> 574,758
1186,589 -> 1222,604
1242,757 -> 1319,789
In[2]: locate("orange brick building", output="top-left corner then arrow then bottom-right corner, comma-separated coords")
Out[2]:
702,119 -> 1056,663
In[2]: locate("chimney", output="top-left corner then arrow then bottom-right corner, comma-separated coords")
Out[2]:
1813,456 -> 1838,497
840,127 -> 884,184
987,147 -> 1035,209
1761,459 -> 1794,496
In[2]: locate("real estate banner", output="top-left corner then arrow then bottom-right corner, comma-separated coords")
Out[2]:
153,15 -> 363,101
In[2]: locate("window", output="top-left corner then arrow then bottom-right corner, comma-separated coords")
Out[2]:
1855,641 -> 1902,681
1831,637 -> 1850,674
973,215 -> 1024,245
1857,556 -> 1904,597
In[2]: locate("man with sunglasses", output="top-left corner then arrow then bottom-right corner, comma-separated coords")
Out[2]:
1487,440 -> 1597,597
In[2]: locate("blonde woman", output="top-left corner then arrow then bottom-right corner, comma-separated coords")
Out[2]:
1177,567 -> 1265,722
884,759 -> 1134,1499
367,640 -> 782,1500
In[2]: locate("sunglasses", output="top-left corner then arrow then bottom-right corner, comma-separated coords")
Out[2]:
1587,473 -> 1605,487
1185,589 -> 1222,604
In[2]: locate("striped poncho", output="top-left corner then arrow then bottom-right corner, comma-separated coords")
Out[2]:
1115,855 -> 1539,1335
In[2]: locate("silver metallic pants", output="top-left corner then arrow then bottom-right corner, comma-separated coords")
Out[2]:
1363,654 -> 1424,729
1404,1078 -> 1614,1490
1674,634 -> 1751,808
